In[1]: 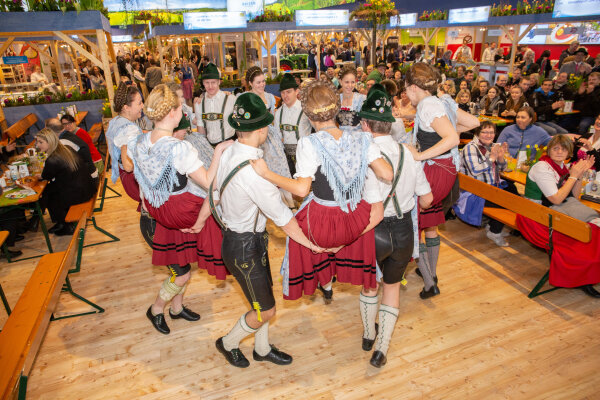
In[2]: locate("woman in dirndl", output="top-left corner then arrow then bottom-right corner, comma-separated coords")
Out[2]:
246,66 -> 295,207
404,63 -> 479,299
180,59 -> 195,106
337,65 -> 366,132
250,78 -> 393,303
128,84 -> 231,335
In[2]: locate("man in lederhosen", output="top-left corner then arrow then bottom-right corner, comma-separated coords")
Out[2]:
193,63 -> 236,147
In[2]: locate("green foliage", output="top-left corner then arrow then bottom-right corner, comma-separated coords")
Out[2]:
1,88 -> 108,108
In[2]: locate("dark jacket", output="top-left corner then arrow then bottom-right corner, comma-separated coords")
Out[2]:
531,87 -> 560,122
575,85 -> 600,117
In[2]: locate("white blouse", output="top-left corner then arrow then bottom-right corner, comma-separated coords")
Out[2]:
416,96 -> 447,132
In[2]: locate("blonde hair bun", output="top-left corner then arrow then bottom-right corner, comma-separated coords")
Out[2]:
144,84 -> 179,122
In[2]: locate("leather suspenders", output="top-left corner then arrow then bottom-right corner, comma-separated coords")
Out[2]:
201,94 -> 229,144
381,143 -> 405,218
278,106 -> 304,141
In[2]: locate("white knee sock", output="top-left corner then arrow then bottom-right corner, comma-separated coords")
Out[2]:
254,321 -> 271,356
375,304 -> 399,356
222,313 -> 256,351
359,292 -> 379,340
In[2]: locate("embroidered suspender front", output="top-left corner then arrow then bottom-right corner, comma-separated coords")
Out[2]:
381,143 -> 405,218
201,94 -> 229,143
278,107 -> 304,141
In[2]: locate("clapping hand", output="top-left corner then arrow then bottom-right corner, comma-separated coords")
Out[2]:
570,156 -> 596,179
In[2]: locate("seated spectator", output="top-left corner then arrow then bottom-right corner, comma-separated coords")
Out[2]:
519,49 -> 540,76
442,79 -> 456,97
392,82 -> 415,120
560,47 -> 592,77
479,86 -> 504,116
528,73 -> 540,92
471,79 -> 489,104
495,73 -> 509,101
592,54 -> 600,73
553,72 -> 574,100
497,106 -> 551,159
536,50 -> 552,78
455,89 -> 471,113
60,114 -> 104,173
574,71 -> 600,134
573,114 -> 600,171
458,121 -> 519,246
35,128 -> 97,236
531,78 -> 568,136
522,134 -> 600,298
501,86 -> 529,122
508,66 -> 523,86
458,79 -> 469,93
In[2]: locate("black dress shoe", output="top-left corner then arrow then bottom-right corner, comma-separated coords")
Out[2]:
415,268 -> 438,283
1,249 -> 22,258
579,285 -> 600,298
419,285 -> 440,299
317,284 -> 333,304
169,306 -> 201,321
215,337 -> 249,368
362,323 -> 378,351
48,223 -> 64,233
54,223 -> 75,236
370,351 -> 387,368
146,306 -> 170,334
14,235 -> 24,242
253,345 -> 293,365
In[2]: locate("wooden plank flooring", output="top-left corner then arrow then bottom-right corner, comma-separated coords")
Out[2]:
1,181 -> 599,400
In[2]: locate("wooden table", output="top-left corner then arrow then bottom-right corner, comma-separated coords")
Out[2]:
555,110 -> 580,116
478,115 -> 512,127
0,180 -> 53,261
501,168 -> 600,213
74,111 -> 88,130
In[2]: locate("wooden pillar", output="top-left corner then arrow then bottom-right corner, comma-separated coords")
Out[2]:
218,34 -> 224,71
105,32 -> 120,84
96,29 -> 115,114
51,40 -> 66,92
69,47 -> 84,92
505,24 -> 534,74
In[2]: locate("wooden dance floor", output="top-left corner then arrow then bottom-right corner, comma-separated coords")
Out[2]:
1,181 -> 599,399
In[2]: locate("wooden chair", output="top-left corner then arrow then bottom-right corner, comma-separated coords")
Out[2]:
0,211 -> 102,399
3,113 -> 39,141
457,173 -> 591,298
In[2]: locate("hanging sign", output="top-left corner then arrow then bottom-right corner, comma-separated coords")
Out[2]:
553,0 -> 600,18
295,10 -> 349,27
448,6 -> 490,24
487,29 -> 503,36
2,56 -> 28,65
183,12 -> 247,30
390,13 -> 417,27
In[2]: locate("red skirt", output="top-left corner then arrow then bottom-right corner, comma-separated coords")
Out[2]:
145,192 -> 227,279
516,215 -> 600,287
285,199 -> 377,300
182,79 -> 194,100
119,167 -> 141,203
419,158 -> 457,230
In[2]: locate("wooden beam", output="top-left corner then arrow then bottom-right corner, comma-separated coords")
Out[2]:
52,31 -> 102,69
0,37 -> 15,57
96,29 -> 115,115
51,40 -> 66,92
105,32 -> 120,83
77,35 -> 99,56
25,41 -> 55,66
218,34 -> 224,71
68,46 -> 84,92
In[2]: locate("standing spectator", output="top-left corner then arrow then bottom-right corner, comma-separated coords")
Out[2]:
519,49 -> 540,76
536,50 -> 552,78
89,66 -> 106,90
560,48 -> 592,77
558,40 -> 580,69
437,50 -> 453,69
145,59 -> 163,92
482,42 -> 498,64
405,42 -> 416,62
531,78 -> 568,136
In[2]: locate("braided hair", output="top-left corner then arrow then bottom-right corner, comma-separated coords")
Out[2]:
298,78 -> 340,122
114,82 -> 140,113
144,84 -> 180,122
405,62 -> 441,95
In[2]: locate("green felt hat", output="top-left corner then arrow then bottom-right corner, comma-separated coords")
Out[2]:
358,83 -> 395,123
201,63 -> 221,80
175,111 -> 191,131
228,92 -> 274,132
366,70 -> 382,83
279,73 -> 298,91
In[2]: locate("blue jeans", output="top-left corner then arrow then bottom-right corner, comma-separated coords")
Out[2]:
578,117 -> 595,135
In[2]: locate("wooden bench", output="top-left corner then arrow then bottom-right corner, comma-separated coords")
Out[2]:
457,173 -> 592,298
3,113 -> 39,141
65,162 -> 120,271
88,122 -> 103,145
0,231 -> 11,316
0,212 -> 102,399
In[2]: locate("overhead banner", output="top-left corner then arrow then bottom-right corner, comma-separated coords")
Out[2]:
448,6 -> 490,24
517,23 -> 585,45
2,56 -> 28,65
295,10 -> 349,27
553,0 -> 600,17
112,35 -> 133,43
183,12 -> 247,30
227,0 -> 262,19
390,13 -> 417,27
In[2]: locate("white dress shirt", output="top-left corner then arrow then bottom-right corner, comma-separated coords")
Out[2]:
273,100 -> 311,145
194,90 -> 235,144
363,135 -> 431,217
215,141 -> 293,233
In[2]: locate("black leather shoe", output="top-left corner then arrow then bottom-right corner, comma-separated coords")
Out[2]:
169,306 -> 200,321
317,284 -> 333,304
579,285 -> 600,298
146,306 -> 170,334
253,345 -> 293,365
419,285 -> 440,299
54,223 -> 75,236
216,337 -> 249,368
14,235 -> 24,242
48,223 -> 63,233
362,323 -> 378,351
415,268 -> 438,283
370,351 -> 387,368
1,249 -> 22,258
